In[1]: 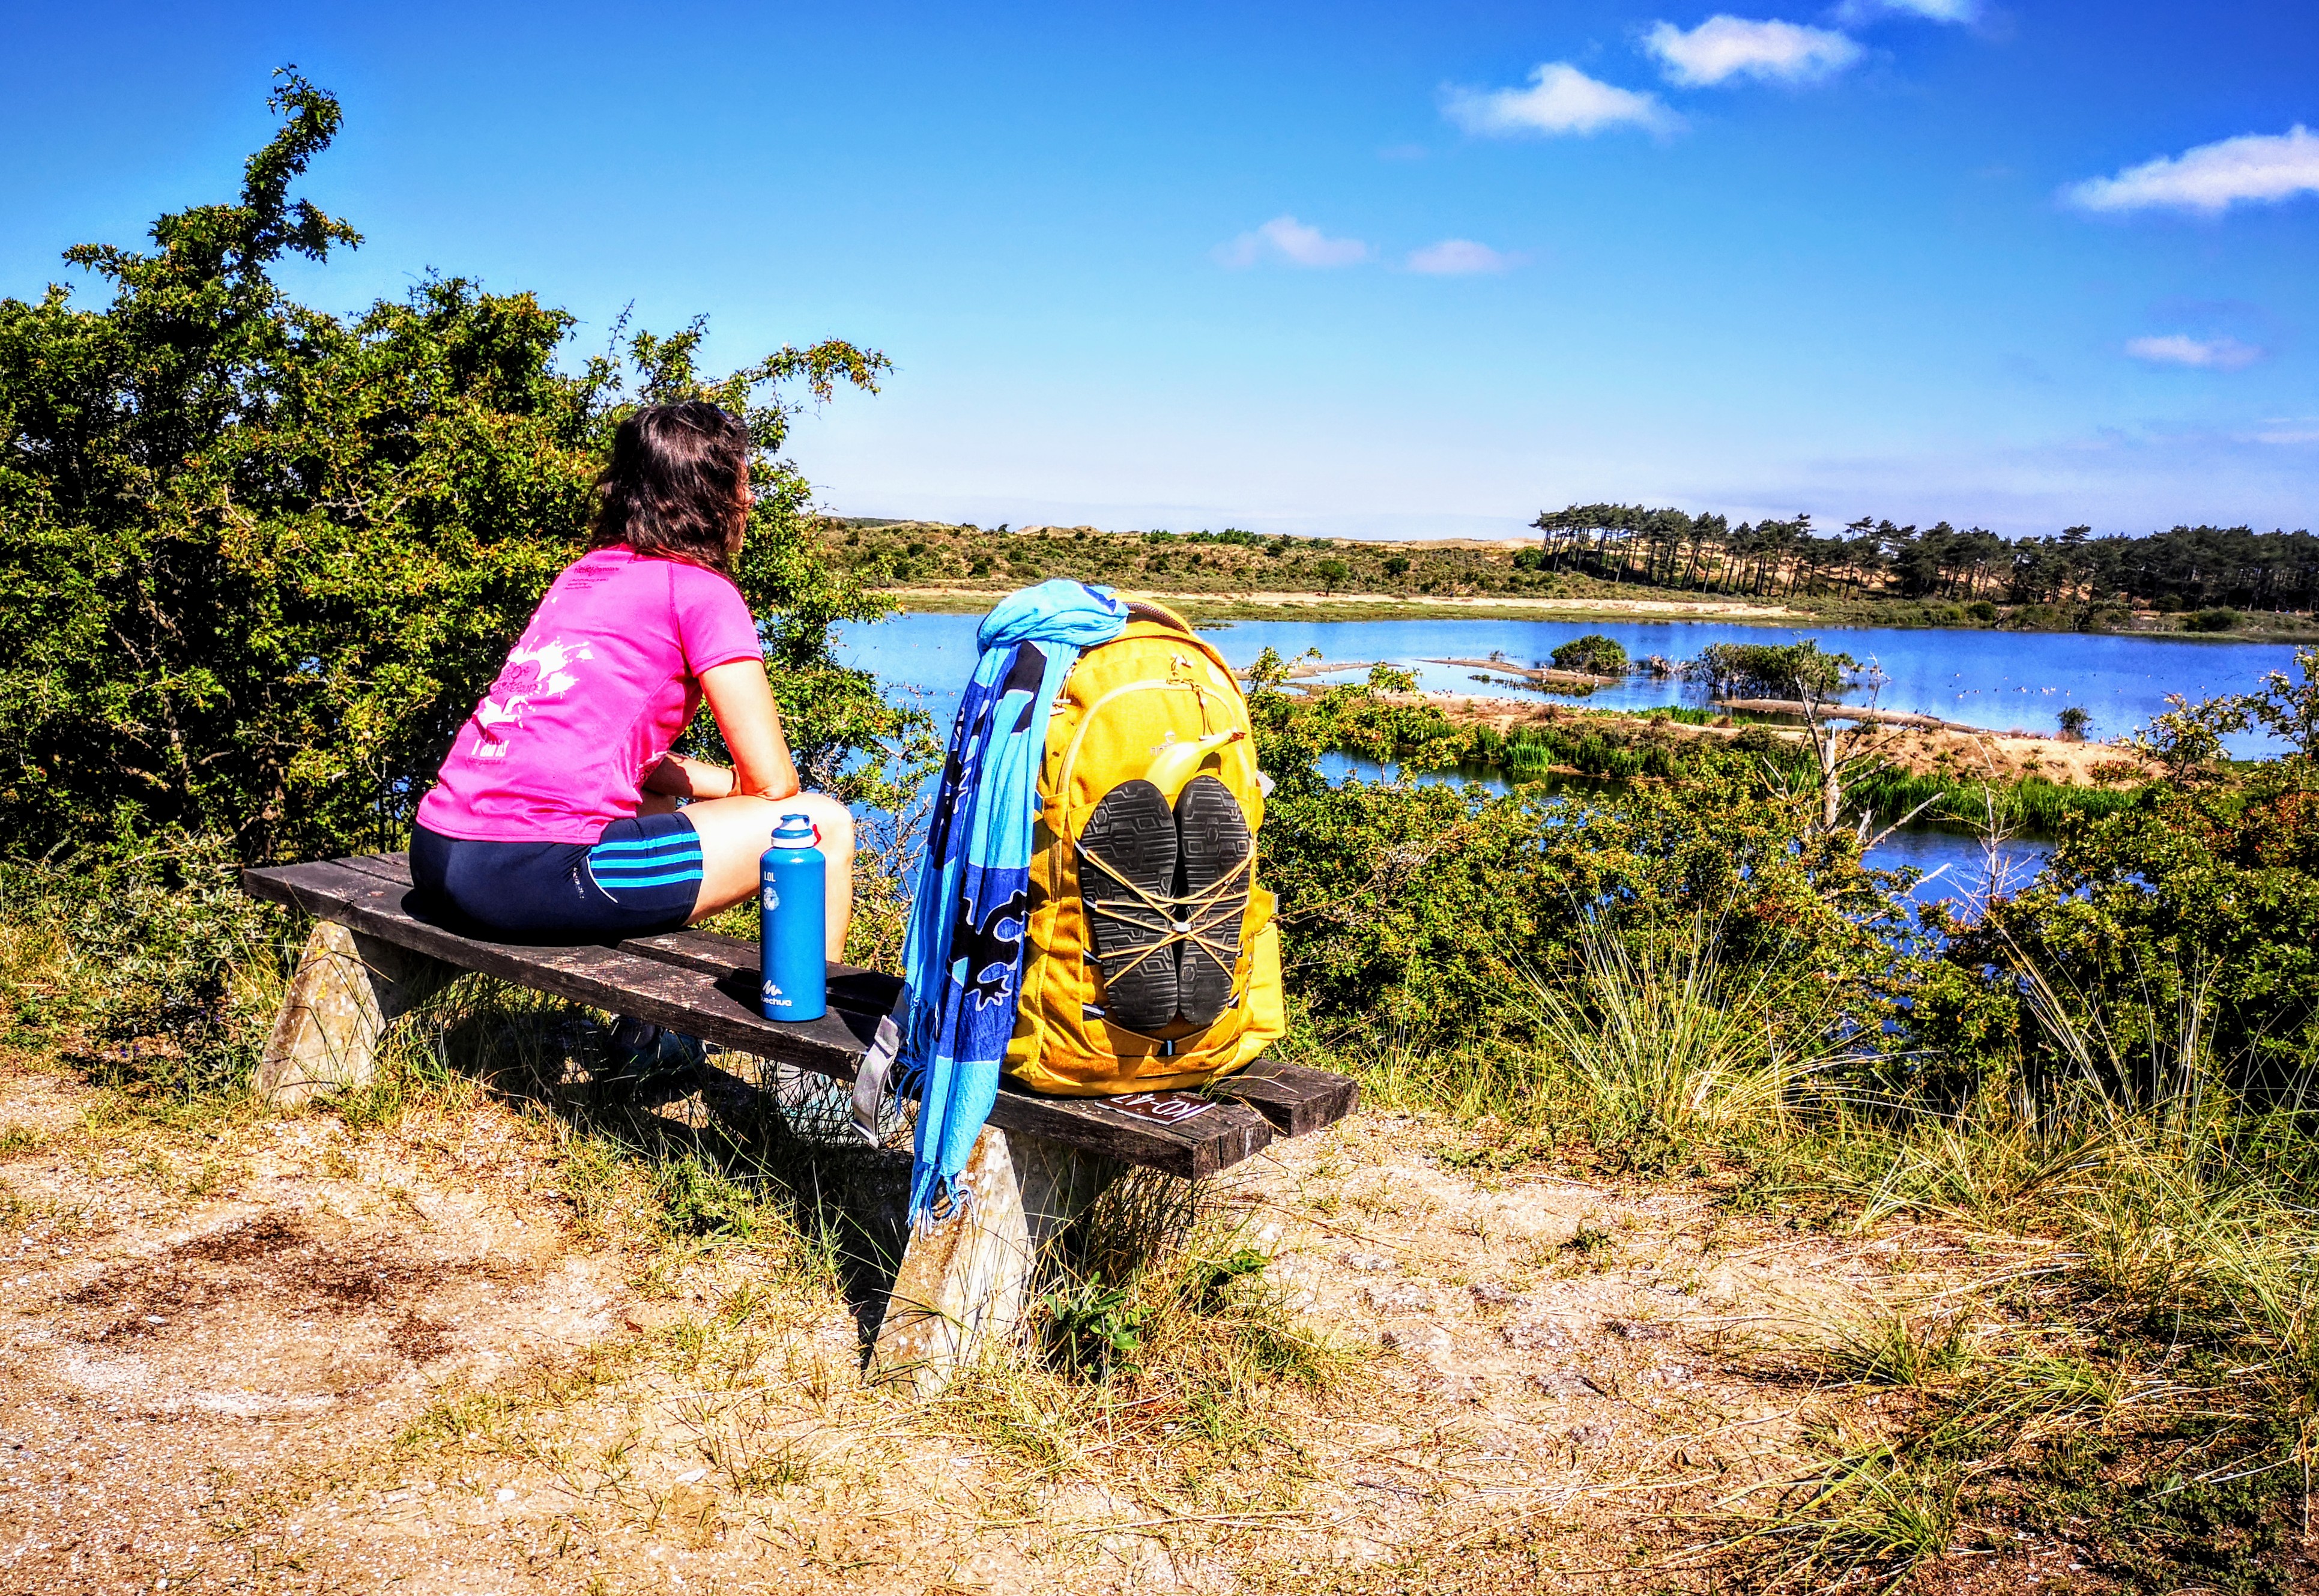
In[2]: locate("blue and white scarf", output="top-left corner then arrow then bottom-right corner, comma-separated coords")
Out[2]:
886,581 -> 1126,1223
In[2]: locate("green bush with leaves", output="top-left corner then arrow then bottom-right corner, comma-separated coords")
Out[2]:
0,72 -> 907,868
1549,633 -> 1628,675
1244,652 -> 1916,1045
1938,751 -> 2319,1104
1695,638 -> 1857,700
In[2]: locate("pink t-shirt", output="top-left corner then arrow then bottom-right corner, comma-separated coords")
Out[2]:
416,544 -> 763,843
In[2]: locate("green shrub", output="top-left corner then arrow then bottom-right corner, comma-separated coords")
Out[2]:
0,839 -> 292,1113
1697,639 -> 1855,700
1248,669 -> 1912,1045
1040,1278 -> 1150,1381
0,73 -> 904,868
2186,607 -> 2243,632
1549,633 -> 1628,675
1936,754 -> 2319,1099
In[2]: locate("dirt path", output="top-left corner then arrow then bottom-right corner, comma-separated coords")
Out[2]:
0,1055 -> 1983,1594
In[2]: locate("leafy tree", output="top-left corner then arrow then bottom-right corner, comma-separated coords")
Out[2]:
1526,500 -> 2319,615
1694,641 -> 1946,836
1695,640 -> 1852,700
1549,634 -> 1628,676
0,73 -> 905,866
2129,694 -> 2251,784
2237,647 -> 2319,760
2057,705 -> 2094,741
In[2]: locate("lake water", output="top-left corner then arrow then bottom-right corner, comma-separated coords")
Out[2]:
832,608 -> 2303,908
841,609 -> 2302,751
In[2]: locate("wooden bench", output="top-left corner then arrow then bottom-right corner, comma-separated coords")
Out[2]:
240,852 -> 1356,1391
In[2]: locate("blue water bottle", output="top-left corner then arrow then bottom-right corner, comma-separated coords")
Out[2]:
760,813 -> 827,1022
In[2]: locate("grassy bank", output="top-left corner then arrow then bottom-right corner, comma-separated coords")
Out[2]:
833,519 -> 2319,640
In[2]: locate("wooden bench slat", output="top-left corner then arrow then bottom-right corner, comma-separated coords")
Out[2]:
318,854 -> 913,1014
242,857 -> 1280,1178
618,927 -> 907,1015
330,850 -> 412,884
250,859 -> 878,1070
1204,1059 -> 1363,1137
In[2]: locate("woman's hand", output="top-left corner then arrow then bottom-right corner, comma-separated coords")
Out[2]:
699,657 -> 802,802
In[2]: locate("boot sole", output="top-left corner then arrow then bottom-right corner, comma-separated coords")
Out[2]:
1077,779 -> 1180,1033
1173,775 -> 1251,1028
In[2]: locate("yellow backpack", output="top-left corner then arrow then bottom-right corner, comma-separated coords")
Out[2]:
1005,602 -> 1286,1095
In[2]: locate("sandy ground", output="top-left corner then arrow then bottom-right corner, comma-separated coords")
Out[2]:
0,1047 -> 2073,1596
1420,692 -> 2153,788
882,587 -> 1808,621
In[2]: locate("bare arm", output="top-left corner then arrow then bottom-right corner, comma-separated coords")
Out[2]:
698,657 -> 801,801
640,752 -> 738,800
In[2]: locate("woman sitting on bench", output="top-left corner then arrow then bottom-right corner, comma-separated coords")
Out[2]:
411,401 -> 854,966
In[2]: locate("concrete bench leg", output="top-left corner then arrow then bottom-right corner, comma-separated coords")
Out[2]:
255,919 -> 454,1105
871,1127 -> 1122,1395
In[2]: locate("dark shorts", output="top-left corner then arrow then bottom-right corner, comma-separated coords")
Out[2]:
411,812 -> 704,940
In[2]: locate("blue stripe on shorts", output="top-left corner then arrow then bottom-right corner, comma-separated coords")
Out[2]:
585,812 -> 704,916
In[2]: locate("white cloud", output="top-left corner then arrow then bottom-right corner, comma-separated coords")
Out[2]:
1644,16 -> 1863,87
1443,62 -> 1682,138
2125,334 -> 2263,370
1407,239 -> 1519,275
1214,215 -> 1370,270
2066,125 -> 2319,216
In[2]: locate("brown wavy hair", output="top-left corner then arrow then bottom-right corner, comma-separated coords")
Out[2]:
587,401 -> 752,574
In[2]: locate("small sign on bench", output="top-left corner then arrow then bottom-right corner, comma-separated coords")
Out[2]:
1103,1090 -> 1213,1126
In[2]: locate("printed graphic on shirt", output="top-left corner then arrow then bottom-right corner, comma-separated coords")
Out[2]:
467,637 -> 591,759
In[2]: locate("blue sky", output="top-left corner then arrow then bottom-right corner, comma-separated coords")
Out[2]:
2,1 -> 2314,539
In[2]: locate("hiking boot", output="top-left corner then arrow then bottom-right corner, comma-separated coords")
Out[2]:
599,1014 -> 708,1091
1077,779 -> 1179,1033
1172,774 -> 1253,1027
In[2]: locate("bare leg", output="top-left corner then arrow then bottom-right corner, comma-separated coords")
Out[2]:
680,791 -> 855,958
